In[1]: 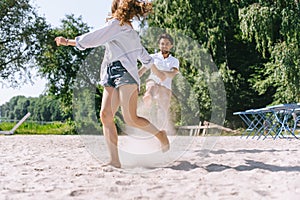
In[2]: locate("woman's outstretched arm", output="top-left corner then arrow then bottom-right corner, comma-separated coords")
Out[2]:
54,37 -> 76,47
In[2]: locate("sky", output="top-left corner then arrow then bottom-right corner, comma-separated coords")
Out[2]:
0,0 -> 112,105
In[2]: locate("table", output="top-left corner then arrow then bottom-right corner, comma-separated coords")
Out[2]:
265,103 -> 300,139
233,103 -> 300,139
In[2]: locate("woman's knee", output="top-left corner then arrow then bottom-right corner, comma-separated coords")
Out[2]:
100,110 -> 114,124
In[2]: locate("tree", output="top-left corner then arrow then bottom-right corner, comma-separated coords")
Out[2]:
147,0 -> 272,127
37,15 -> 104,120
148,0 -> 300,127
239,0 -> 300,104
36,14 -> 95,118
0,95 -> 65,122
0,0 -> 49,86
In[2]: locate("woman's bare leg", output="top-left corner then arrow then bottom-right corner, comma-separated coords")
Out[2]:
119,84 -> 170,152
100,87 -> 121,168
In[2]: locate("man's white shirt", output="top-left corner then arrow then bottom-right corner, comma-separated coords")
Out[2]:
147,52 -> 179,90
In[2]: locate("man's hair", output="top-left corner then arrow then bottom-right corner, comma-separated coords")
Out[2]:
111,0 -> 152,25
158,33 -> 174,45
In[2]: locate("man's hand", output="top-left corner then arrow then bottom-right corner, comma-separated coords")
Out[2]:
151,64 -> 166,81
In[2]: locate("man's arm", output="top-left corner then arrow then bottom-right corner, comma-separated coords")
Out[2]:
151,64 -> 166,81
138,66 -> 148,77
139,64 -> 166,81
162,67 -> 179,78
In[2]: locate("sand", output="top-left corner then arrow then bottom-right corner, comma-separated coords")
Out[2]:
0,135 -> 299,200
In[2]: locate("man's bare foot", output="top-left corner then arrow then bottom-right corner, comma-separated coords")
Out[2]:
102,161 -> 121,169
157,130 -> 170,152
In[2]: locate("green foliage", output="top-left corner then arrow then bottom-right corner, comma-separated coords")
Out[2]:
147,0 -> 252,127
239,3 -> 279,57
0,95 -> 66,121
0,0 -> 49,86
252,42 -> 300,103
73,87 -> 102,135
146,0 -> 300,128
149,0 -> 240,64
240,0 -> 300,104
72,46 -> 106,135
141,26 -> 226,125
36,15 -> 93,118
0,121 -> 76,135
0,96 -> 28,120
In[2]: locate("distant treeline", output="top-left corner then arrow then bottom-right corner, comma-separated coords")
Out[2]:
0,95 -> 70,122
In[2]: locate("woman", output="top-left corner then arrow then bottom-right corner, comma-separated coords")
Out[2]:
55,0 -> 169,168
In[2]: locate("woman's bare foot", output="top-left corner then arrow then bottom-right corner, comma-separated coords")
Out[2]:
157,130 -> 170,152
102,161 -> 121,169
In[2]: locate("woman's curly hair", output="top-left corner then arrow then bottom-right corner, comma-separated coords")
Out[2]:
110,0 -> 152,25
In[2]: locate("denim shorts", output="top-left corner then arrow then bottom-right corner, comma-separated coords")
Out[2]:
104,61 -> 137,88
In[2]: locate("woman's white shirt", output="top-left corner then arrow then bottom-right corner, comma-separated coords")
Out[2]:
75,19 -> 153,87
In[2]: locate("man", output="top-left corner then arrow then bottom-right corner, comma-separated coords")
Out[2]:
139,33 -> 179,129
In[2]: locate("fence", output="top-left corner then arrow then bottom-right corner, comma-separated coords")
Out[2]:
177,121 -> 238,136
0,117 -> 58,125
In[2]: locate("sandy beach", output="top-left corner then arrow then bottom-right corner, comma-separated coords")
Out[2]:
0,135 -> 299,200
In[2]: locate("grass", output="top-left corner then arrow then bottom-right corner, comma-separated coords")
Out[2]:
1,121 -> 298,137
0,121 -> 77,135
